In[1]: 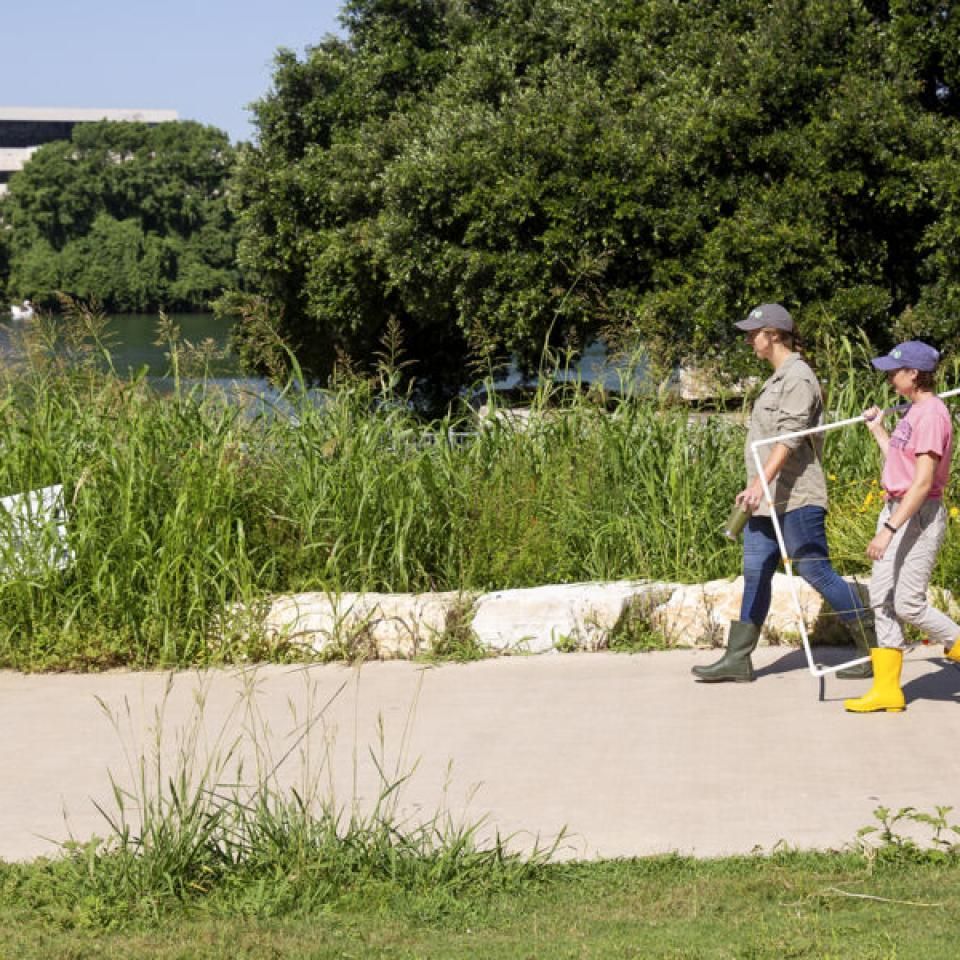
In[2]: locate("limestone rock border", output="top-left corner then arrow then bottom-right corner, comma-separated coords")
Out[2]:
244,572 -> 953,660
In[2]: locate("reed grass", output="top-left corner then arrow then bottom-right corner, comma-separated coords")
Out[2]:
1,306 -> 959,668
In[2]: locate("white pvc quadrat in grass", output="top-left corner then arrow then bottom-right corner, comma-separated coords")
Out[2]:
0,483 -> 73,578
751,386 -> 960,678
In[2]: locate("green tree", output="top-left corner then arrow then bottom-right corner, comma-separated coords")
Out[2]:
229,0 -> 960,396
4,121 -> 238,312
0,201 -> 11,294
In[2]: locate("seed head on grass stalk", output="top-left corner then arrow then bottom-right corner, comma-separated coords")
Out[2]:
52,670 -> 557,927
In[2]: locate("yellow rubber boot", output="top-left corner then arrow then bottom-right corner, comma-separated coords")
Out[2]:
946,638 -> 960,663
844,648 -> 905,713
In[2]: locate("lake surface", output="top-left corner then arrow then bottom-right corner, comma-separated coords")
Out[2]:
3,312 -> 649,403
1,311 -> 273,395
101,313 -> 243,379
100,316 -> 649,395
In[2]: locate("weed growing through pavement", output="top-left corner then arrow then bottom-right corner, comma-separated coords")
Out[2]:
422,593 -> 486,662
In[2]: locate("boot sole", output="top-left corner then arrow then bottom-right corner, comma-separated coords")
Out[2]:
844,704 -> 906,713
692,675 -> 755,683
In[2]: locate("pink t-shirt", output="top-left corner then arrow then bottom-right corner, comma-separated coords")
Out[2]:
882,396 -> 953,500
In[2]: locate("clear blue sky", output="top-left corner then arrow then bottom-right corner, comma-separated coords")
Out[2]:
2,0 -> 345,143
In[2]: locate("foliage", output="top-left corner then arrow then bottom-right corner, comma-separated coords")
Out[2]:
3,826 -> 960,955
857,803 -> 960,862
606,592 -> 674,652
3,121 -> 238,312
421,592 -> 487,661
229,0 -> 960,397
0,674 -> 555,931
3,308 -> 960,668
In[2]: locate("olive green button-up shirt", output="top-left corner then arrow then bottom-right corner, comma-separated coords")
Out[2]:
745,353 -> 828,517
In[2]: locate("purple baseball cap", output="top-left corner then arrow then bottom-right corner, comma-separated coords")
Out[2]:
871,340 -> 940,372
734,303 -> 794,332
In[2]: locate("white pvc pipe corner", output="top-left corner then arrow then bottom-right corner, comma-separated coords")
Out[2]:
749,386 -> 960,678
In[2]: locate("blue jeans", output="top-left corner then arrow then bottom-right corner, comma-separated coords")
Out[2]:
741,506 -> 865,627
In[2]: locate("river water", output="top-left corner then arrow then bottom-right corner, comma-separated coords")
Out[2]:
3,312 -> 649,405
2,311 -> 271,394
103,313 -> 240,378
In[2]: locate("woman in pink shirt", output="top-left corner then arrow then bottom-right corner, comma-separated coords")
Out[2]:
845,340 -> 960,713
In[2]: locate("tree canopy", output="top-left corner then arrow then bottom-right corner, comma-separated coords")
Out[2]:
228,0 -> 960,392
2,121 -> 238,313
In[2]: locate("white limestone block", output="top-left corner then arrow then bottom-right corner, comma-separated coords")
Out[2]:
651,572 -> 869,646
470,580 -> 664,653
262,590 -> 467,658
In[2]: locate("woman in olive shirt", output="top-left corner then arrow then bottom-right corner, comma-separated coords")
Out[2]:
692,303 -> 873,683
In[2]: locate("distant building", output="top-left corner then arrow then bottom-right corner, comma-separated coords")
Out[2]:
0,107 -> 178,195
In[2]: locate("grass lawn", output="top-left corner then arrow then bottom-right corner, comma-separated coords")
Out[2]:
2,852 -> 957,959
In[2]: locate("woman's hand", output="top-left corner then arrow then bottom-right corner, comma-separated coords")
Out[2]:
863,406 -> 884,429
862,405 -> 890,455
738,442 -> 791,511
866,527 -> 894,561
737,477 -> 765,510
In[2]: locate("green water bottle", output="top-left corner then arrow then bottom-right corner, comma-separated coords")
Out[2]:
723,501 -> 753,540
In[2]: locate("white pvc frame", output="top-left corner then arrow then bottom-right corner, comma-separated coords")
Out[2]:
751,386 -> 960,677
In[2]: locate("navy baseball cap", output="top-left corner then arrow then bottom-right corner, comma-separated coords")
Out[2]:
871,341 -> 940,372
734,303 -> 794,332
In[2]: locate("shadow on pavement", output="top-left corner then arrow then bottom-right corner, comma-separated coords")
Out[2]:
754,647 -> 960,704
753,646 -> 825,678
902,661 -> 960,704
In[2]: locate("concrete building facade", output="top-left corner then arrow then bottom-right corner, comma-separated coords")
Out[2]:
0,107 -> 178,195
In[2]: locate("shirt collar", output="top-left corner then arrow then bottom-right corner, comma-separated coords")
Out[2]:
769,352 -> 801,382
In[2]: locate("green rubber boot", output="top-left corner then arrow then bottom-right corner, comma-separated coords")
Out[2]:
837,614 -> 875,680
691,621 -> 762,683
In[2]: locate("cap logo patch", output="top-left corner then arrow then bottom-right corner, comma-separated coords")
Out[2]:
892,350 -> 902,358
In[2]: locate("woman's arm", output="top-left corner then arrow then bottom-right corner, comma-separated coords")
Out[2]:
866,452 -> 938,561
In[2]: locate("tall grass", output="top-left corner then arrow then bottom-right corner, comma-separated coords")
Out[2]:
36,673 -> 557,928
1,307 -> 959,668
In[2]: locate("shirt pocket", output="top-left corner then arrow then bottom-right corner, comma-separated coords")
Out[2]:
756,385 -> 784,431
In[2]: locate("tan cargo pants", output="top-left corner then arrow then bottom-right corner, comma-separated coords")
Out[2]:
871,499 -> 960,649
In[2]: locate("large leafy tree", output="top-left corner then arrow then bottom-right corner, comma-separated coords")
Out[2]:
230,0 -> 960,393
3,121 -> 238,312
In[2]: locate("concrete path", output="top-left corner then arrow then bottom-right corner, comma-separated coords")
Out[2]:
2,647 -> 959,863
